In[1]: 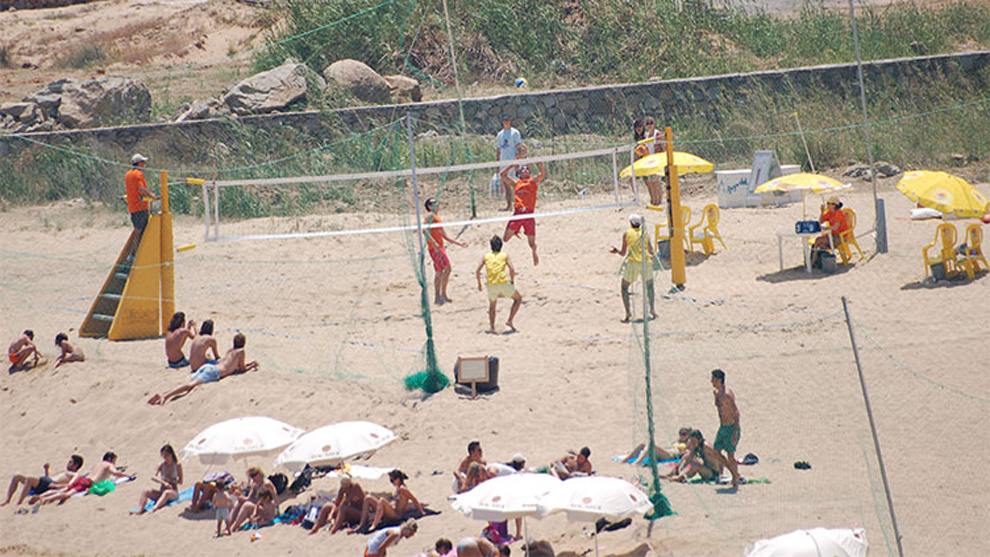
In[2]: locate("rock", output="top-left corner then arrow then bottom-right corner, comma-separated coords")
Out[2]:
324,59 -> 390,104
875,161 -> 901,178
175,98 -> 225,122
222,61 -> 312,116
842,163 -> 871,179
55,77 -> 151,128
0,101 -> 35,121
382,74 -> 421,102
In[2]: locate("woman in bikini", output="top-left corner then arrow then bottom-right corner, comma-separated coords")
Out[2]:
364,469 -> 425,532
664,430 -> 721,482
132,444 -> 183,515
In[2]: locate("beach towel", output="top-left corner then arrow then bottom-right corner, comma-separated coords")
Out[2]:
71,476 -> 134,498
687,475 -> 771,485
327,465 -> 394,481
129,486 -> 194,513
357,507 -> 442,534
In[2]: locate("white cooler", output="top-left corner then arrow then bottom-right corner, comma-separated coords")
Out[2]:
716,164 -> 801,208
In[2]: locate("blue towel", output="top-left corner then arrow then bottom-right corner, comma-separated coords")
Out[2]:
130,486 -> 194,513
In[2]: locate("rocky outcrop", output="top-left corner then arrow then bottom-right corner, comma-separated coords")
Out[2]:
324,59 -> 391,104
383,74 -> 422,103
222,60 -> 322,116
1,77 -> 150,132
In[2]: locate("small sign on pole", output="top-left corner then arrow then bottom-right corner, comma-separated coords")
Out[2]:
455,356 -> 490,399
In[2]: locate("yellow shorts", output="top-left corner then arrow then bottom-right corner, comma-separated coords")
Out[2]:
487,282 -> 517,301
622,260 -> 654,283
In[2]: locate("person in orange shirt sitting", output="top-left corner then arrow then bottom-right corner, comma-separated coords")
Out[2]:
500,161 -> 546,266
125,153 -> 157,258
424,197 -> 467,306
812,196 -> 849,268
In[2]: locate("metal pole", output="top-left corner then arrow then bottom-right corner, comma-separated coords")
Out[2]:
406,114 -> 428,292
793,111 -> 816,173
202,181 -> 210,243
611,148 -> 620,205
440,0 -> 476,218
629,147 -> 639,204
213,180 -> 220,241
847,0 -> 884,251
841,296 -> 905,557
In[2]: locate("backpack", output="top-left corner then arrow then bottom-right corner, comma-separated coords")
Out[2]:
289,465 -> 315,494
268,473 -> 289,495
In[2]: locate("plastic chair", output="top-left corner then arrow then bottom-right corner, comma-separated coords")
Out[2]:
922,223 -> 961,280
958,223 -> 989,277
835,208 -> 864,264
688,204 -> 727,256
656,206 -> 692,254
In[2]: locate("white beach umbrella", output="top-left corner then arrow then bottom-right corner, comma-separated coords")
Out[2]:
273,421 -> 396,472
182,416 -> 304,466
536,476 -> 652,557
451,473 -> 562,556
745,527 -> 868,557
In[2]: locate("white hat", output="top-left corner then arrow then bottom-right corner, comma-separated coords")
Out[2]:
629,213 -> 643,226
511,453 -> 526,464
131,153 -> 148,165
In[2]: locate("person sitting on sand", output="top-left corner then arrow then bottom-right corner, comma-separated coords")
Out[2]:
611,213 -> 658,322
213,481 -> 235,537
308,475 -> 366,535
53,332 -> 84,369
39,451 -> 134,505
621,427 -> 692,465
475,236 -> 522,334
230,467 -> 276,530
165,312 -> 196,368
188,319 -> 220,372
663,429 -> 722,483
8,330 -> 42,371
234,487 -> 277,531
188,470 -> 234,512
132,444 -> 182,515
550,447 -> 593,479
350,468 -> 425,533
456,536 -> 511,557
426,537 -> 455,557
365,519 -> 418,557
147,333 -> 258,405
459,462 -> 491,494
424,197 -> 467,306
2,454 -> 83,507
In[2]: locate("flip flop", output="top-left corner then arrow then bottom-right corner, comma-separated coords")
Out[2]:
794,461 -> 811,470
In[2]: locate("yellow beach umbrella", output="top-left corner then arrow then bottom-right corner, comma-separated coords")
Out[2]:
619,152 -> 714,178
896,171 -> 989,219
754,173 -> 851,218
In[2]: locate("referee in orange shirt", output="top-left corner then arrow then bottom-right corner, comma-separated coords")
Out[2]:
125,153 -> 157,259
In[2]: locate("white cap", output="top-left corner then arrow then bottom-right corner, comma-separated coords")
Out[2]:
629,213 -> 643,226
131,153 -> 148,165
511,453 -> 526,464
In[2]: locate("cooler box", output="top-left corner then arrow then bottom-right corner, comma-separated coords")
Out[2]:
716,164 -> 802,209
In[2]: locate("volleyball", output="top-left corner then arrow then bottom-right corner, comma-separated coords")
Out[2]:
514,77 -> 527,89
982,212 -> 990,224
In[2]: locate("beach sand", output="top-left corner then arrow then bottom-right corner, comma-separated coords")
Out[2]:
1,179 -> 988,556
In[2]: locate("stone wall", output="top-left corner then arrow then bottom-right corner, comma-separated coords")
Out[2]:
3,50 -> 989,158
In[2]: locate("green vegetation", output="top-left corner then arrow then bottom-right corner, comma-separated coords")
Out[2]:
58,44 -> 108,69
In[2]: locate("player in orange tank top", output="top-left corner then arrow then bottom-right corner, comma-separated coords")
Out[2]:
500,161 -> 546,266
424,198 -> 467,306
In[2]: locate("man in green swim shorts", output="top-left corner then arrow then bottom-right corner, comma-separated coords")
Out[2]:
712,369 -> 741,488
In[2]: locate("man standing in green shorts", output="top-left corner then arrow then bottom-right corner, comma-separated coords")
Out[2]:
475,235 -> 522,333
712,368 -> 741,488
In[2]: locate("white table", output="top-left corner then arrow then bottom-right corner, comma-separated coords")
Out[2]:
776,229 -> 833,273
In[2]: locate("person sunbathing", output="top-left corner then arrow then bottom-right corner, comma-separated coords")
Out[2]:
39,452 -> 134,505
663,430 -> 722,482
458,461 -> 490,493
147,333 -> 257,405
164,311 -> 196,368
233,488 -> 276,531
230,467 -> 276,530
349,469 -> 425,533
188,319 -> 220,372
2,454 -> 83,506
308,475 -> 365,535
453,441 -> 485,492
622,427 -> 692,465
550,447 -> 593,479
131,444 -> 183,515
187,470 -> 234,512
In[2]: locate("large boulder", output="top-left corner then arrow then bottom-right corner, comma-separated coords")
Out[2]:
174,98 -> 227,122
324,59 -> 390,104
2,77 -> 151,131
222,61 -> 317,116
382,74 -> 422,103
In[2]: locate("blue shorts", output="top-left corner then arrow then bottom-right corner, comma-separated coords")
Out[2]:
191,364 -> 221,384
167,356 -> 189,369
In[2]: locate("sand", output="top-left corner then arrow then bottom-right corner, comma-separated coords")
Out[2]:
2,174 -> 988,556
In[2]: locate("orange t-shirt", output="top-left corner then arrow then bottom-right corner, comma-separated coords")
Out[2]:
426,214 -> 444,249
820,208 -> 849,236
513,178 -> 538,212
125,168 -> 149,213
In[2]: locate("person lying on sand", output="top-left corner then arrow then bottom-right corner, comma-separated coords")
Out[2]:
188,319 -> 220,372
621,427 -> 692,465
165,312 -> 196,369
308,475 -> 366,534
39,452 -> 134,505
8,330 -> 42,372
348,468 -> 425,533
550,447 -> 593,479
147,333 -> 257,405
663,429 -> 721,483
53,332 -> 84,369
2,454 -> 84,506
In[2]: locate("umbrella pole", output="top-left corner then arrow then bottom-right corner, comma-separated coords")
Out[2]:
524,517 -> 530,557
595,531 -> 600,557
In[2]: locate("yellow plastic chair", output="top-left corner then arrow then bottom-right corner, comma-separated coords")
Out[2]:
959,223 -> 989,277
835,208 -> 865,264
656,206 -> 692,254
922,223 -> 961,280
688,204 -> 727,256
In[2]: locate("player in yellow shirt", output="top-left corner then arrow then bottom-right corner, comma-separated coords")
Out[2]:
611,214 -> 658,322
475,235 -> 522,333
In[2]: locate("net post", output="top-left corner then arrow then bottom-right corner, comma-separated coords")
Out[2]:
611,148 -> 620,205
213,180 -> 220,241
200,180 -> 210,242
664,127 -> 686,289
841,296 -> 904,557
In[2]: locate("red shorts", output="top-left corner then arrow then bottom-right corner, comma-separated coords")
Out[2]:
68,476 -> 93,492
507,208 -> 536,236
428,245 -> 450,272
9,352 -> 23,365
